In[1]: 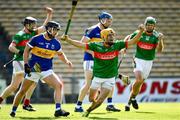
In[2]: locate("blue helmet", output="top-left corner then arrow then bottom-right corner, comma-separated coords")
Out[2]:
98,12 -> 113,20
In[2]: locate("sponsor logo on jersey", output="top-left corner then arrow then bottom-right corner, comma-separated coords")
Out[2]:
94,51 -> 119,60
137,41 -> 157,50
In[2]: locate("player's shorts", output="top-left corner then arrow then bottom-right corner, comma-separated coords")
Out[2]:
83,60 -> 94,71
25,69 -> 54,83
91,77 -> 115,90
133,58 -> 153,79
12,61 -> 24,74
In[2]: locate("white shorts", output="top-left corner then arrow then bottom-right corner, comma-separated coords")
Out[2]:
133,58 -> 153,79
25,69 -> 54,83
13,61 -> 24,74
91,77 -> 115,90
83,60 -> 94,71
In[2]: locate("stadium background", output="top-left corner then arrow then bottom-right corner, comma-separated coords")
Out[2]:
0,0 -> 179,103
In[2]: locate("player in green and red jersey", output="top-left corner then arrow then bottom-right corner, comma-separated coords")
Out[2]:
61,24 -> 145,117
125,16 -> 164,111
75,11 -> 120,113
0,7 -> 53,111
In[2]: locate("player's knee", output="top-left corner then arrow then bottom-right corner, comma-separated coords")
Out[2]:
89,96 -> 94,102
55,82 -> 63,90
84,84 -> 91,90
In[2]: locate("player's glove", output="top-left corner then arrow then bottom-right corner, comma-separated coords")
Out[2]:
118,74 -> 131,86
24,63 -> 31,75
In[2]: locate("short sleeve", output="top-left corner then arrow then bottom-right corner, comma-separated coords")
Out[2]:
86,42 -> 96,51
27,36 -> 36,48
56,40 -> 62,52
84,28 -> 94,39
130,30 -> 139,39
114,40 -> 126,50
12,34 -> 21,44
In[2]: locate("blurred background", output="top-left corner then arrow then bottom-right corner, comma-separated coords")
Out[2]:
0,0 -> 179,103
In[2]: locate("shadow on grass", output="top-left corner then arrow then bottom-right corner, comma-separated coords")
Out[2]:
90,112 -> 107,115
18,116 -> 55,120
85,112 -> 119,120
89,116 -> 118,120
135,111 -> 156,114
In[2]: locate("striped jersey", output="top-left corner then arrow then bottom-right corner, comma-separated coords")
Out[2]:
27,34 -> 62,71
131,30 -> 159,60
83,25 -> 103,60
12,30 -> 37,60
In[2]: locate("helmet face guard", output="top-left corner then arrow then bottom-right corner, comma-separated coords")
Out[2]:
144,16 -> 156,33
101,28 -> 115,46
45,21 -> 61,39
22,16 -> 37,32
144,16 -> 156,25
98,12 -> 113,28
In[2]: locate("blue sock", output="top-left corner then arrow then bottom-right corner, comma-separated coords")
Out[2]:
107,98 -> 112,103
77,101 -> 82,106
12,106 -> 17,113
107,98 -> 113,106
55,103 -> 61,111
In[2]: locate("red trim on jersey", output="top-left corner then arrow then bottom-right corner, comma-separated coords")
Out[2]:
125,41 -> 128,49
85,44 -> 89,50
16,40 -> 29,46
94,50 -> 119,60
137,41 -> 157,50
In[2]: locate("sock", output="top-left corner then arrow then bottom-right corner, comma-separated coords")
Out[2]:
55,103 -> 61,111
23,99 -> 30,106
0,97 -> 3,104
76,101 -> 82,108
107,98 -> 113,106
12,106 -> 18,113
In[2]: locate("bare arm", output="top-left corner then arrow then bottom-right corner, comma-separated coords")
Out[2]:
61,35 -> 86,49
127,24 -> 145,47
8,43 -> 20,54
57,51 -> 72,68
37,7 -> 53,34
23,44 -> 31,64
156,33 -> 164,53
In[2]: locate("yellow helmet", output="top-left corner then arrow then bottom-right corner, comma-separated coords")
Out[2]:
100,28 -> 115,40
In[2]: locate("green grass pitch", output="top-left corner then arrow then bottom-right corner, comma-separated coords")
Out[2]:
0,103 -> 180,120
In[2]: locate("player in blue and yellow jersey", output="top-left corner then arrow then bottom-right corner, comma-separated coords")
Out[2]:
75,11 -> 121,112
125,17 -> 164,111
10,21 -> 72,117
61,24 -> 145,117
0,7 -> 53,111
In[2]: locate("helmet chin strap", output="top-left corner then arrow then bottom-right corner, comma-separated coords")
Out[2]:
100,19 -> 108,29
146,29 -> 154,33
47,28 -> 55,39
25,25 -> 33,33
107,41 -> 114,46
